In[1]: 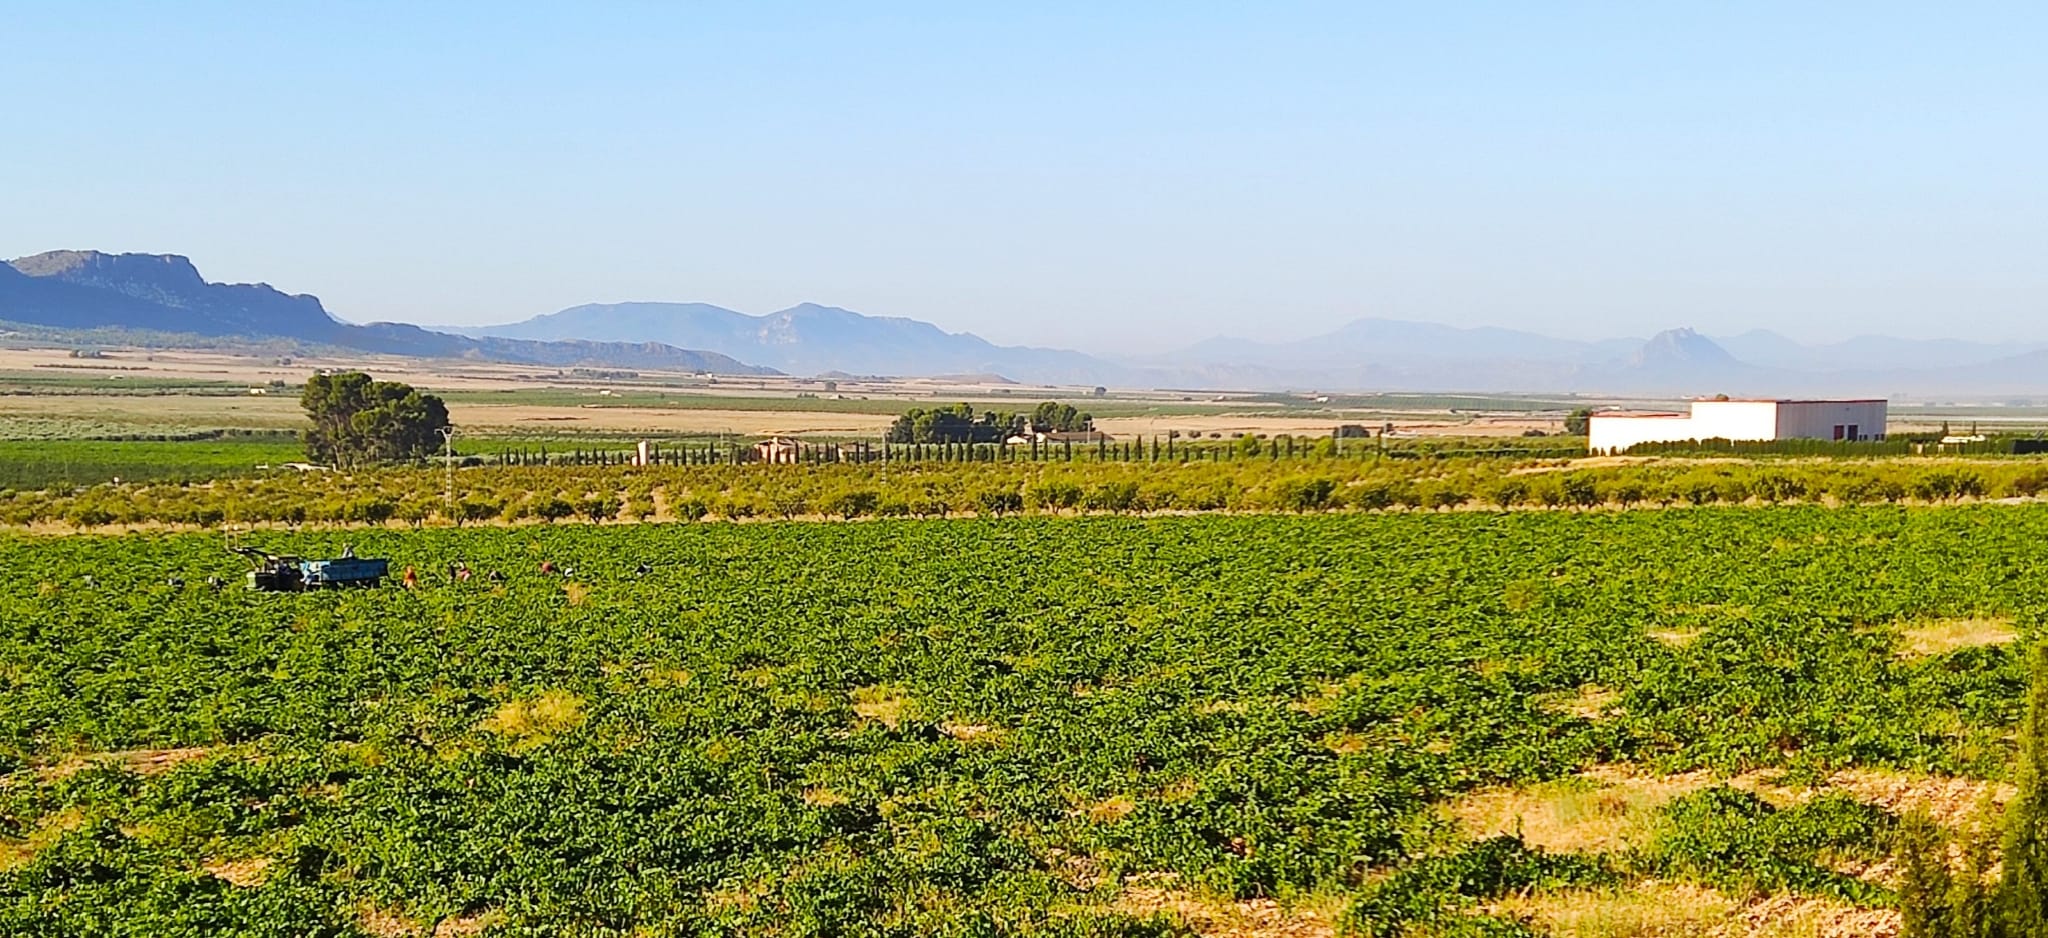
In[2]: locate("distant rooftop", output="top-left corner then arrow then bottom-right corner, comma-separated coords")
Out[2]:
1688,397 -> 1888,404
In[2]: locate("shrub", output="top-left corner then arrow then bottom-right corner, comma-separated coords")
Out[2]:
1026,481 -> 1084,513
1559,474 -> 1599,508
974,488 -> 1023,516
819,489 -> 880,520
1485,478 -> 1530,509
1270,477 -> 1338,512
672,497 -> 710,522
1085,481 -> 1140,513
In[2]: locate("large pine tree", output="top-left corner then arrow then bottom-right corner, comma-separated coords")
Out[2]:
300,371 -> 450,468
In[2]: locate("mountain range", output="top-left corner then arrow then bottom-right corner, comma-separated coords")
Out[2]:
453,301 -> 1120,385
5,250 -> 2046,396
1152,319 -> 2048,396
470,302 -> 2048,395
0,252 -> 776,375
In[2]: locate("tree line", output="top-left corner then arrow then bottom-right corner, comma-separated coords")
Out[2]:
14,451 -> 2048,530
885,401 -> 1094,444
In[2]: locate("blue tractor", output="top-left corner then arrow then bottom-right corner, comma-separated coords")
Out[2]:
232,544 -> 389,591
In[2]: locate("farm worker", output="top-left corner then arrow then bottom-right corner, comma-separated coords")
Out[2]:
540,560 -> 556,575
402,566 -> 418,589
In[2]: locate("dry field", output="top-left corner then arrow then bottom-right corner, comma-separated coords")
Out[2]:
1,344 -> 1585,440
1094,414 -> 1562,439
446,404 -> 896,436
0,390 -> 305,428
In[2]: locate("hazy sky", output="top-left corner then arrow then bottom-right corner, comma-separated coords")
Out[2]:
5,2 -> 2044,352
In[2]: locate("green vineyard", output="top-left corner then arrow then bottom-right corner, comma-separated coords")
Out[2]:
0,507 -> 2035,935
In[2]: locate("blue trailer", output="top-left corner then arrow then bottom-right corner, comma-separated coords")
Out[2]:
299,556 -> 390,589
233,545 -> 389,591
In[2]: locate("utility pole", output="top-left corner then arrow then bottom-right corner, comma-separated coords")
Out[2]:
438,426 -> 457,521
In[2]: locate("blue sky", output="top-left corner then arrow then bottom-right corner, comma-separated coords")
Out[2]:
4,2 -> 2044,352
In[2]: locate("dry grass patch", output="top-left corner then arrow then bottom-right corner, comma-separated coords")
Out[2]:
358,903 -> 423,938
1463,763 -> 2011,856
562,582 -> 590,606
1113,887 -> 1340,938
478,689 -> 586,747
1646,627 -> 1702,648
203,856 -> 274,887
941,721 -> 1011,745
801,786 -> 849,807
704,881 -> 767,915
1043,846 -> 1107,890
356,904 -> 502,938
1449,767 -> 1716,854
850,685 -> 915,729
1489,881 -> 1740,937
433,911 -> 504,937
1540,685 -> 1621,720
1080,795 -> 1138,823
1727,892 -> 1900,938
1488,881 -> 1899,938
1824,768 -> 2013,827
1153,776 -> 1202,803
0,807 -> 86,871
1894,617 -> 2017,659
1323,732 -> 1370,755
1717,767 -> 2013,831
38,745 -> 216,781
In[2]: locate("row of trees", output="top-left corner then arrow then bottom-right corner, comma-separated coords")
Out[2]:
884,401 -> 1094,444
11,453 -> 2048,530
884,404 -> 1019,444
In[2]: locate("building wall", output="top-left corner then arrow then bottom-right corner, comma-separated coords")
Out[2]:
1587,399 -> 1889,452
1774,400 -> 1887,441
1686,401 -> 1783,441
1587,414 -> 1692,453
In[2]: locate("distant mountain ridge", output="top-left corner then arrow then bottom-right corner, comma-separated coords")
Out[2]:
1173,319 -> 1642,368
7,249 -> 2045,395
462,301 -> 1125,385
1154,318 -> 2045,395
470,299 -> 2048,394
0,251 -> 776,375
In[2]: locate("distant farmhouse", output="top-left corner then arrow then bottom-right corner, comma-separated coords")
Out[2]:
1588,398 -> 1888,454
753,437 -> 805,464
1004,427 -> 1113,445
750,437 -> 881,464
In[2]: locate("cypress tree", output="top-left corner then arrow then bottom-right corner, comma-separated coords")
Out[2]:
1955,809 -> 1996,938
2002,645 -> 2048,933
1899,808 -> 1953,938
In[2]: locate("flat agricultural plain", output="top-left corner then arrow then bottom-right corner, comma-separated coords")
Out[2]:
0,507 -> 2030,934
0,344 -> 1595,441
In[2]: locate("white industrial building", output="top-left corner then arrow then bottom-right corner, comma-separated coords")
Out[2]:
1588,398 -> 1888,454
